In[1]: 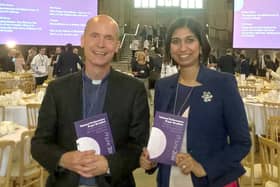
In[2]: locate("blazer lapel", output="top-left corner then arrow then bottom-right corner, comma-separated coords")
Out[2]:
103,69 -> 118,113
69,72 -> 83,141
73,72 -> 83,120
161,75 -> 178,114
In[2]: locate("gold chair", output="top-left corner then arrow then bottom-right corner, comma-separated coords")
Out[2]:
0,140 -> 15,187
19,81 -> 35,94
0,105 -> 5,121
0,88 -> 15,95
26,104 -> 41,129
263,102 -> 280,135
261,88 -> 274,94
240,123 -> 262,186
258,135 -> 280,187
238,86 -> 257,98
267,116 -> 280,143
10,129 -> 44,187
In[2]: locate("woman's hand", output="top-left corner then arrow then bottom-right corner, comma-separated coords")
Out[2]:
139,147 -> 157,170
176,153 -> 207,178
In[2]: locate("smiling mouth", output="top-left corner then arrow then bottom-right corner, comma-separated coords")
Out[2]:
179,54 -> 190,58
94,51 -> 106,56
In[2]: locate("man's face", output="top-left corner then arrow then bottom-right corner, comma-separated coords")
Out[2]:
56,47 -> 61,54
81,17 -> 120,67
40,48 -> 46,55
73,48 -> 78,55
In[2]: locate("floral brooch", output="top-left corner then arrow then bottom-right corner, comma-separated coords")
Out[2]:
201,91 -> 213,102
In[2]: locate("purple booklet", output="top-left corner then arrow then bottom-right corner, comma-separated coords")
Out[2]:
147,111 -> 188,165
74,113 -> 115,155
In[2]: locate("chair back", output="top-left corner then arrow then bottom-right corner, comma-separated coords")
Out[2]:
258,136 -> 280,186
240,123 -> 256,187
238,86 -> 257,98
15,129 -> 43,187
263,102 -> 280,134
26,104 -> 41,129
0,106 -> 4,121
0,140 -> 15,187
267,116 -> 280,143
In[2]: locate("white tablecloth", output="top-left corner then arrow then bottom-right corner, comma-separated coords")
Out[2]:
0,125 -> 28,176
4,106 -> 27,127
244,102 -> 265,135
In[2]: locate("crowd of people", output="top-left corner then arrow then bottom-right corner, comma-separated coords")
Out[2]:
0,44 -> 83,85
206,48 -> 280,79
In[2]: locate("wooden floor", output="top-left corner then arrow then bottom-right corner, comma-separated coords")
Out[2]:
133,169 -> 262,187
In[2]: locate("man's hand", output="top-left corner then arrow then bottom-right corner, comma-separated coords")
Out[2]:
79,154 -> 109,177
139,147 -> 157,170
59,151 -> 109,177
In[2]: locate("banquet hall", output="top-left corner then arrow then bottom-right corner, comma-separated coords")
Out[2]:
0,0 -> 280,187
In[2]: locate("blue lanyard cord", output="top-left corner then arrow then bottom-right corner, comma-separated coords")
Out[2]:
173,83 -> 194,116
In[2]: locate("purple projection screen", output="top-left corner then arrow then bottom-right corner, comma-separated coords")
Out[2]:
0,0 -> 98,46
233,0 -> 280,49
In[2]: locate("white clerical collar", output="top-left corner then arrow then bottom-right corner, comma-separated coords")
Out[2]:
91,80 -> 102,85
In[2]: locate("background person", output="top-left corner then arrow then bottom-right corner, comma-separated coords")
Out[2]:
54,43 -> 83,77
31,47 -> 49,85
218,48 -> 236,74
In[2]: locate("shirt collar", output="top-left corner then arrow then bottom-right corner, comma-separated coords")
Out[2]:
82,69 -> 110,85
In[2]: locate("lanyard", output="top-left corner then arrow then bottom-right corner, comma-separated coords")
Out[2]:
173,83 -> 194,115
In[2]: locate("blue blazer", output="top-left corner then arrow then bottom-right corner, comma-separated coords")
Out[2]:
154,65 -> 251,187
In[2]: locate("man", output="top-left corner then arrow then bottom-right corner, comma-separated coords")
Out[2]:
218,48 -> 236,74
55,43 -> 83,77
0,48 -> 16,72
73,47 -> 83,70
30,47 -> 49,85
25,47 -> 37,70
149,47 -> 162,89
51,46 -> 62,76
31,15 -> 150,187
73,47 -> 82,60
257,50 -> 266,76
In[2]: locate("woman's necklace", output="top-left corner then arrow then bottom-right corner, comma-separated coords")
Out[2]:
173,83 -> 194,115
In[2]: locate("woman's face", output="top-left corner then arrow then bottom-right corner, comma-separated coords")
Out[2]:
170,27 -> 200,68
137,53 -> 146,61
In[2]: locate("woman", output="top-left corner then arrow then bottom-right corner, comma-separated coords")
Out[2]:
14,50 -> 25,73
140,17 -> 251,187
132,51 -> 151,98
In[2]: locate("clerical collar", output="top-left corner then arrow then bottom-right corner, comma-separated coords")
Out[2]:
82,69 -> 110,85
91,79 -> 101,85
